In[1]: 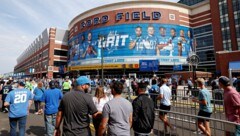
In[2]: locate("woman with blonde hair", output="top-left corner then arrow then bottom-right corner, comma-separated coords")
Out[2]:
92,86 -> 110,136
33,81 -> 45,115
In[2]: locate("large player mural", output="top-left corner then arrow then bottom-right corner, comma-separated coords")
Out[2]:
68,23 -> 193,67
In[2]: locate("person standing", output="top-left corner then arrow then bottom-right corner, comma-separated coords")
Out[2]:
192,78 -> 212,136
4,82 -> 33,136
1,81 -> 13,112
39,81 -> 63,136
33,81 -> 45,115
62,78 -> 71,94
149,79 -> 160,109
157,78 -> 173,133
54,76 -> 98,136
187,77 -> 193,96
218,76 -> 240,136
171,79 -> 178,101
92,86 -> 110,136
132,81 -> 155,136
99,81 -> 133,136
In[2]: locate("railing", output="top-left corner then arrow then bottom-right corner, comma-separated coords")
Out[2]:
154,109 -> 238,136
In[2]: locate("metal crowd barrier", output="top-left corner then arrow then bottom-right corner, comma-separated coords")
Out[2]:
154,109 -> 238,136
148,89 -> 225,120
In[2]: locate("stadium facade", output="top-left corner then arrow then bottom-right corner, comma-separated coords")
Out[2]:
14,0 -> 240,78
67,0 -> 213,77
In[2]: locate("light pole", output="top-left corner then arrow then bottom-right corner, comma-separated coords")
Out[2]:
99,35 -> 105,86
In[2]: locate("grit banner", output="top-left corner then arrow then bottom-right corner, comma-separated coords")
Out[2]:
68,23 -> 193,67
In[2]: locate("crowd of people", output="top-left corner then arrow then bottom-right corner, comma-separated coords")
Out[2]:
0,75 -> 240,136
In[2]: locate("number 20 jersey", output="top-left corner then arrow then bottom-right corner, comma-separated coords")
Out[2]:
5,88 -> 33,118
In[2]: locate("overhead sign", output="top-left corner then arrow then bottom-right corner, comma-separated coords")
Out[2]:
139,60 -> 159,72
229,61 -> 240,70
173,64 -> 183,71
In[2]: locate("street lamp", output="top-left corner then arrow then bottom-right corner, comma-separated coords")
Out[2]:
98,35 -> 105,86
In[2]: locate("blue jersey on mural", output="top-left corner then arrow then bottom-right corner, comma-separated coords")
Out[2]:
72,44 -> 79,61
169,36 -> 180,56
82,40 -> 97,59
145,35 -> 158,56
129,35 -> 146,56
158,35 -> 171,56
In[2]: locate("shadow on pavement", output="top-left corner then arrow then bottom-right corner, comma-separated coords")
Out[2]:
26,126 -> 45,136
153,129 -> 178,136
0,130 -> 10,136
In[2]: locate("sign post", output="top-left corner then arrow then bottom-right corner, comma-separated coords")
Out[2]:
187,54 -> 200,89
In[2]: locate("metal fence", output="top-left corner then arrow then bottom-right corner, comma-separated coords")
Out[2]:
89,85 -> 238,136
146,87 -> 226,120
153,109 -> 238,136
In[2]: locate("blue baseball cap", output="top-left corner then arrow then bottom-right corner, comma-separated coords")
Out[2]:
76,76 -> 91,86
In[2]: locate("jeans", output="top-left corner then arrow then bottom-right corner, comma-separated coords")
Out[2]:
9,116 -> 27,136
44,113 -> 57,136
34,100 -> 41,112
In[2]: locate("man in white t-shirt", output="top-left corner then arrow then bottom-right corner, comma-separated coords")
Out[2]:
157,78 -> 174,133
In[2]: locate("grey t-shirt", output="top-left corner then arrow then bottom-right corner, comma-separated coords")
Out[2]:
102,97 -> 133,136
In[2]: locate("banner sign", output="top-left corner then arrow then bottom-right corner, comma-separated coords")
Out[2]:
68,23 -> 193,67
173,64 -> 183,71
139,60 -> 159,72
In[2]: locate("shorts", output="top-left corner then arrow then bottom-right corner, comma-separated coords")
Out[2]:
159,104 -> 171,115
197,110 -> 212,122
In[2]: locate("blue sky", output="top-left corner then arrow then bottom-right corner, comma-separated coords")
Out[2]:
0,0 -> 178,74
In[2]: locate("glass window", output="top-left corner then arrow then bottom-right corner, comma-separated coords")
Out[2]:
53,61 -> 67,67
54,50 -> 68,56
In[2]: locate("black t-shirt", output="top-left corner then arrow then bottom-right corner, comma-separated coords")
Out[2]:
58,90 -> 98,135
0,85 -> 13,100
132,94 -> 155,133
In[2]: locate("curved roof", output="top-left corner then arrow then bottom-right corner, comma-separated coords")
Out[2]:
68,0 -> 191,29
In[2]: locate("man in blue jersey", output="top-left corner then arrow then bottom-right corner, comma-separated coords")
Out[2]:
177,30 -> 187,56
169,28 -> 180,56
4,82 -> 33,136
157,27 -> 171,56
185,30 -> 193,55
145,25 -> 158,56
129,26 -> 146,55
1,81 -> 13,113
82,32 -> 97,59
39,81 -> 63,136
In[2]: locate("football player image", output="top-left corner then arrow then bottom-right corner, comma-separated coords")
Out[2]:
72,38 -> 79,60
78,34 -> 86,59
129,26 -> 146,55
82,32 -> 97,59
157,27 -> 171,56
178,30 -> 187,56
145,25 -> 158,56
186,30 -> 193,54
169,28 -> 179,56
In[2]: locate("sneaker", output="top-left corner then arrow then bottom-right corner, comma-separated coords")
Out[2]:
34,112 -> 39,115
193,130 -> 203,134
4,108 -> 8,112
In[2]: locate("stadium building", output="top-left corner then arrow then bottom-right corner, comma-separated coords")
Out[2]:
67,0 -> 214,78
14,0 -> 240,78
14,28 -> 68,78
